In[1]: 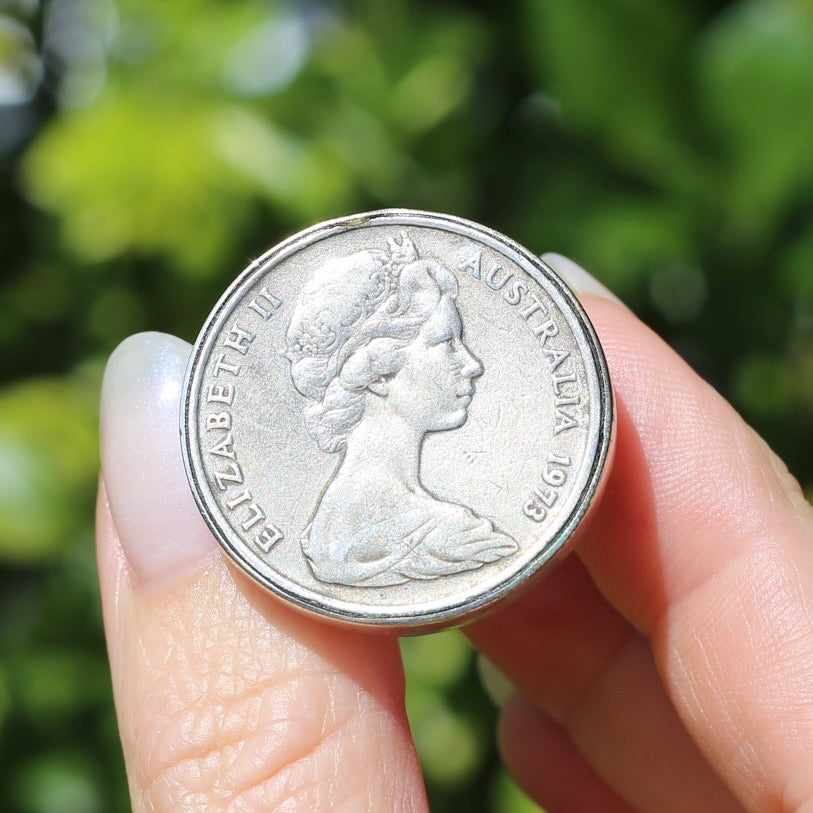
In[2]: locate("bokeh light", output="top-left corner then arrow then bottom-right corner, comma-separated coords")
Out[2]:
1,1 -> 811,810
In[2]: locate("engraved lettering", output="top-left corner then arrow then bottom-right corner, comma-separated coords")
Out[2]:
543,348 -> 570,373
458,250 -> 482,279
256,523 -> 284,553
519,292 -> 546,321
553,411 -> 579,434
524,454 -> 572,520
207,383 -> 235,405
523,498 -> 546,522
548,452 -> 572,465
531,317 -> 558,346
454,243 -> 583,445
223,324 -> 255,355
208,430 -> 236,460
206,411 -> 232,431
541,459 -> 568,486
213,461 -> 243,491
212,352 -> 241,377
484,265 -> 512,291
533,486 -> 558,508
240,502 -> 265,531
552,371 -> 577,395
248,287 -> 282,320
226,489 -> 252,510
503,280 -> 527,306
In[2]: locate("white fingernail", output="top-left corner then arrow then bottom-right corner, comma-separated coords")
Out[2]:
476,654 -> 515,708
541,252 -> 625,306
100,332 -> 218,584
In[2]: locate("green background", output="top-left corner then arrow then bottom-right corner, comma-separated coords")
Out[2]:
1,0 -> 812,810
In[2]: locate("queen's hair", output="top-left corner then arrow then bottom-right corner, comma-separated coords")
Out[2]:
285,233 -> 458,452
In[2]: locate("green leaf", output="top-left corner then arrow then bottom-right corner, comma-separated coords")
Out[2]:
21,92 -> 253,275
696,0 -> 813,241
520,0 -> 702,191
404,683 -> 485,786
401,629 -> 472,687
13,750 -> 103,813
0,375 -> 98,563
490,767 -> 545,813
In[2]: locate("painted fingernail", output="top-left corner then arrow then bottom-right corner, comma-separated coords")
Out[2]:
541,252 -> 626,306
477,654 -> 516,708
100,332 -> 218,585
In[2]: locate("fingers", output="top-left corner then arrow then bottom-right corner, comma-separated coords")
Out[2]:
98,333 -> 426,813
472,252 -> 813,812
469,557 -> 742,812
498,696 -> 636,813
578,295 -> 813,811
99,332 -> 219,586
577,297 -> 813,633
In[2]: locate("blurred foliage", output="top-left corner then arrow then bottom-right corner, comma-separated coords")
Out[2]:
1,0 -> 811,810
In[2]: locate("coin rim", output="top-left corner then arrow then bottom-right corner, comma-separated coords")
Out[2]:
181,209 -> 614,629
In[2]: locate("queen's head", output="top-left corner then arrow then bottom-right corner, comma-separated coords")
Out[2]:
285,232 -> 483,455
284,232 -> 516,587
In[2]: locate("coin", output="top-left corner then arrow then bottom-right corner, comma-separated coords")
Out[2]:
182,210 -> 613,631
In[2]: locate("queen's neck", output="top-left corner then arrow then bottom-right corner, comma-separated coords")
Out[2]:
337,406 -> 424,493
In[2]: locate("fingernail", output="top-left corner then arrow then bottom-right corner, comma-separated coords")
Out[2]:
541,252 -> 626,307
477,654 -> 515,708
100,332 -> 218,584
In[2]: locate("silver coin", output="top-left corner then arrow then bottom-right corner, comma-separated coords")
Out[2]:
182,210 -> 613,631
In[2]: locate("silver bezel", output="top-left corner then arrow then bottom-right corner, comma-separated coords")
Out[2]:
181,209 -> 614,630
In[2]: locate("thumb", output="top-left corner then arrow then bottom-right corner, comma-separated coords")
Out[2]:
98,332 -> 427,812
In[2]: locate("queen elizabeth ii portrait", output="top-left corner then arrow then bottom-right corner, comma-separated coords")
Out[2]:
285,232 -> 518,587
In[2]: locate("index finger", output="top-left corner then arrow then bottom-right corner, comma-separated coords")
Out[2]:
98,333 -> 427,812
474,267 -> 813,811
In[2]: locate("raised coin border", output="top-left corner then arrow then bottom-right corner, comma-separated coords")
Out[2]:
181,209 -> 614,630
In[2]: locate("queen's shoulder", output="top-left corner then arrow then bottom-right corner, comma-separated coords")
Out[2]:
418,494 -> 489,529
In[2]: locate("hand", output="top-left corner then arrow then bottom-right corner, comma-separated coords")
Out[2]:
97,255 -> 813,812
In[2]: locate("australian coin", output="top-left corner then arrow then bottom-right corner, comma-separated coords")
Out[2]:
182,210 -> 613,630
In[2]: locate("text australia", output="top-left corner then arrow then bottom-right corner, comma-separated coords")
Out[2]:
457,250 -> 581,435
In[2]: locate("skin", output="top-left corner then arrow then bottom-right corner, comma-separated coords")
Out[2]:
98,260 -> 813,812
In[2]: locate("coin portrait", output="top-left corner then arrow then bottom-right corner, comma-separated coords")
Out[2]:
285,231 -> 518,588
182,210 -> 613,630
